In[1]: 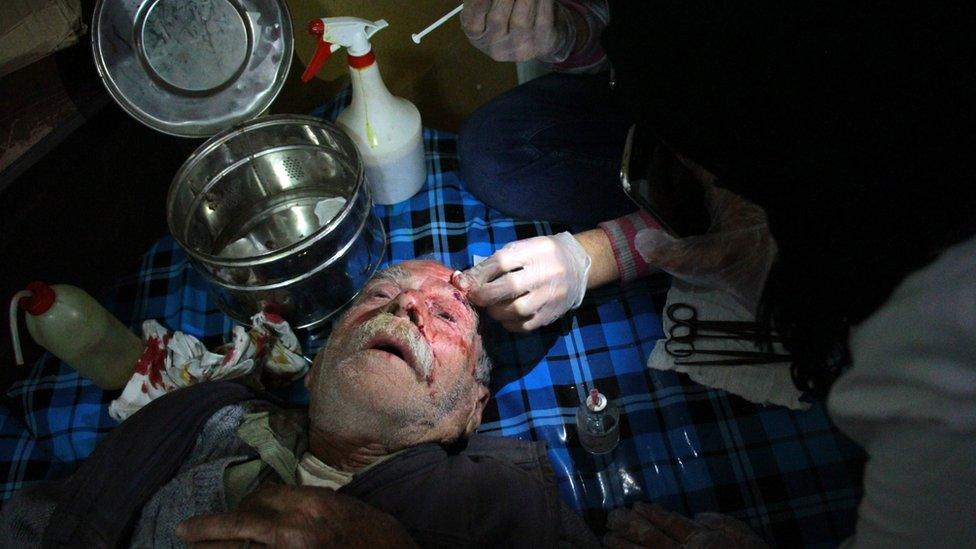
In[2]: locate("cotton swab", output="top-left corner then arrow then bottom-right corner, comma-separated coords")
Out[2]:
411,4 -> 464,44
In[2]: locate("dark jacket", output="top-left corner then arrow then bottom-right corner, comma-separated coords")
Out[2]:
342,434 -> 596,547
0,382 -> 596,548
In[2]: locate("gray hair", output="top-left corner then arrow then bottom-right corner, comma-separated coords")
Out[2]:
473,318 -> 492,387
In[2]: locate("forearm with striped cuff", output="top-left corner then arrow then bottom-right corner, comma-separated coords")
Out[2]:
598,210 -> 662,283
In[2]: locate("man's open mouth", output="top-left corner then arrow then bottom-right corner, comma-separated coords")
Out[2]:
364,334 -> 423,377
373,342 -> 406,361
354,314 -> 435,380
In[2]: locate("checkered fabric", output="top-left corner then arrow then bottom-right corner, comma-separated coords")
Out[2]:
1,95 -> 865,547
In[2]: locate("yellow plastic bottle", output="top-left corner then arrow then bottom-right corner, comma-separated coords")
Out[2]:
10,282 -> 143,390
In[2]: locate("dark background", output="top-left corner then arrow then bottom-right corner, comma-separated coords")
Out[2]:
0,112 -> 198,390
0,5 -> 196,389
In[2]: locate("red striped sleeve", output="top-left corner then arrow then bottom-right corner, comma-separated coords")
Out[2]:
599,210 -> 662,283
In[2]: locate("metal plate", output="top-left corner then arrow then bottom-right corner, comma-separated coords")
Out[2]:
92,0 -> 293,137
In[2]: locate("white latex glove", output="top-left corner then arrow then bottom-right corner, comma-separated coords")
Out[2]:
460,0 -> 577,63
455,232 -> 591,332
636,185 -> 777,313
605,502 -> 768,549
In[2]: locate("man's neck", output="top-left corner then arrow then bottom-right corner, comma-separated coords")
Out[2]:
308,427 -> 395,473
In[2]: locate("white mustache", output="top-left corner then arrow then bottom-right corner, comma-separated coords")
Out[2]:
350,314 -> 434,379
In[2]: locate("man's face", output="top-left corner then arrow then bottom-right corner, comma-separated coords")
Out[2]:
307,260 -> 489,448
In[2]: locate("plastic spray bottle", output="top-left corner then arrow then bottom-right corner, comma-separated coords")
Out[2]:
9,282 -> 143,390
302,17 -> 427,205
576,388 -> 620,454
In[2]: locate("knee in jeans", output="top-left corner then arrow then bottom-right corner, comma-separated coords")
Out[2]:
459,75 -> 573,196
458,104 -> 513,193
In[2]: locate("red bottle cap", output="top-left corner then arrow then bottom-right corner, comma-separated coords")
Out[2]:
586,388 -> 607,412
19,281 -> 56,316
347,51 -> 375,69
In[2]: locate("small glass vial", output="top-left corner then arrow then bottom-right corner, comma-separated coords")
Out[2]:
576,388 -> 620,455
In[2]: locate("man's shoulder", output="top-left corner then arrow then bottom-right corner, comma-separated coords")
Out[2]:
342,435 -> 562,546
351,434 -> 551,492
431,436 -> 552,496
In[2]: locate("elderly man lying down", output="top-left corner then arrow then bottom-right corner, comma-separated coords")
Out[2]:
0,260 -> 598,547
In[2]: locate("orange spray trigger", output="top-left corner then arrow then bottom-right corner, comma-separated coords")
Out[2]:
302,41 -> 333,82
301,17 -> 387,83
301,20 -> 332,83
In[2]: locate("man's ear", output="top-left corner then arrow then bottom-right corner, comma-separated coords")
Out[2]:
463,384 -> 491,436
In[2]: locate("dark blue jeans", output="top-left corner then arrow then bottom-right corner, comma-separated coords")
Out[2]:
458,72 -> 636,228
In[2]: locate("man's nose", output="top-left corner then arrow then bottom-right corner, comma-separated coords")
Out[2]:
387,290 -> 427,326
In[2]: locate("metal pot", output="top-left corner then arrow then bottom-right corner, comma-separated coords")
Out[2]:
167,115 -> 386,329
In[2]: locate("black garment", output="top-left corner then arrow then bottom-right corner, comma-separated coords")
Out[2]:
342,435 -> 597,547
602,1 -> 976,395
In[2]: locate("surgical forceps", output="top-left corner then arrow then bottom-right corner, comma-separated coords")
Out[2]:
664,303 -> 791,366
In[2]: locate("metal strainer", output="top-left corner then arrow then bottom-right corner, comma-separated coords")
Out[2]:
168,115 -> 386,328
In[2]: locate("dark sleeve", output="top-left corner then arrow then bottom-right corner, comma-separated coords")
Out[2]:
558,499 -> 601,548
43,382 -> 258,548
0,481 -> 64,547
457,443 -> 599,548
351,457 -> 562,547
344,439 -> 596,548
436,457 -> 567,548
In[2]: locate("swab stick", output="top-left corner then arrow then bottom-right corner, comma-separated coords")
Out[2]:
412,4 -> 464,44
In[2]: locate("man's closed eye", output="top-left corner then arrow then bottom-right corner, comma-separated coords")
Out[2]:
436,310 -> 455,323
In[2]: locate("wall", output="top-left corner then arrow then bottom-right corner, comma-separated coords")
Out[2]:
272,0 -> 517,132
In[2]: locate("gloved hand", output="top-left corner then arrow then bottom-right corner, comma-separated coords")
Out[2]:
636,184 -> 777,313
605,502 -> 768,549
454,232 -> 591,332
460,0 -> 577,63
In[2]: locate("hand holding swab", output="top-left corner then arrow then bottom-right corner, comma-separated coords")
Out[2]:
411,4 -> 464,44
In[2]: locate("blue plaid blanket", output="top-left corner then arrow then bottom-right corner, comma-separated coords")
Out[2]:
0,99 -> 865,547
